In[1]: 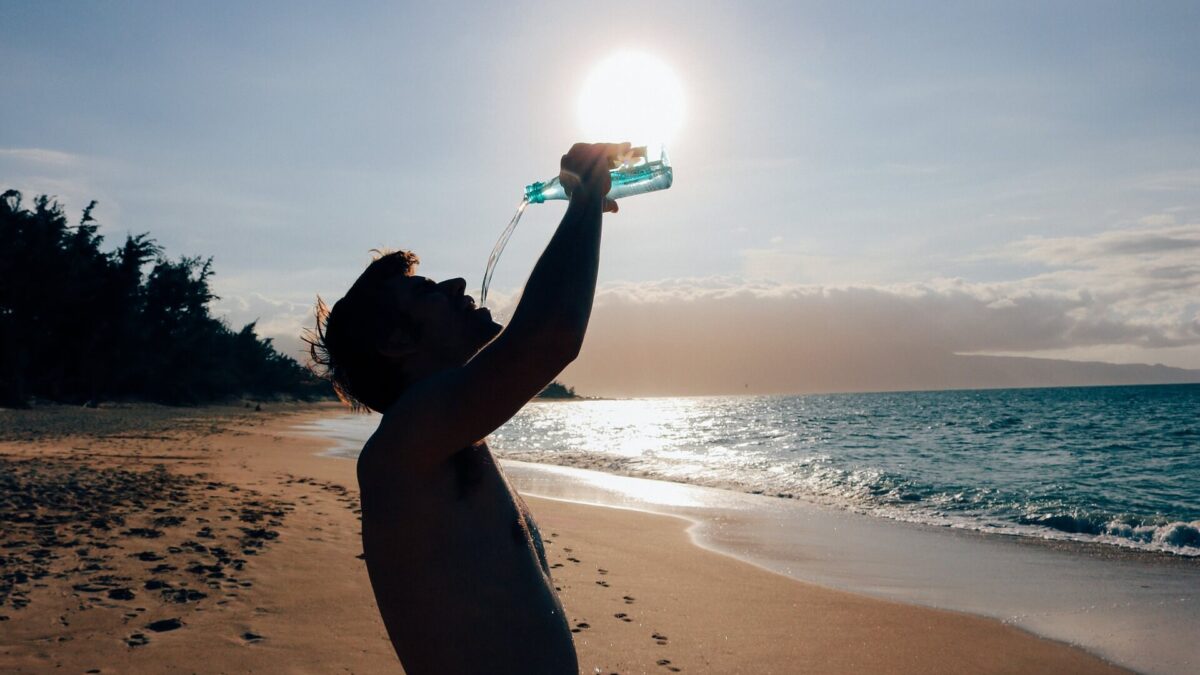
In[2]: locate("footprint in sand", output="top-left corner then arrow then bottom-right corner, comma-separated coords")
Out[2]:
567,557 -> 581,563
613,612 -> 632,623
595,580 -> 610,587
146,618 -> 183,632
125,633 -> 149,647
242,631 -> 264,643
571,621 -> 591,633
656,658 -> 682,672
651,631 -> 668,645
623,595 -> 635,604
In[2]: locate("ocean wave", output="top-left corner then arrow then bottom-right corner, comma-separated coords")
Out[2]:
491,445 -> 1200,558
1018,512 -> 1200,549
1102,519 -> 1200,549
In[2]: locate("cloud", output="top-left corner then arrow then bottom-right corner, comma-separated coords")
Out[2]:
210,221 -> 1200,393
557,274 -> 1198,395
553,221 -> 1200,394
986,222 -> 1200,344
0,147 -> 82,167
1002,222 -> 1200,264
210,292 -> 315,359
1136,169 -> 1200,192
1,148 -> 119,226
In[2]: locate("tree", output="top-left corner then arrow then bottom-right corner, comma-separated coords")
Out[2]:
0,189 -> 333,407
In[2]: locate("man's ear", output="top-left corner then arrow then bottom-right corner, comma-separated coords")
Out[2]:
378,327 -> 419,361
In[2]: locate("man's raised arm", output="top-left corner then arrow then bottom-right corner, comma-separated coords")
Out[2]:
377,142 -> 628,464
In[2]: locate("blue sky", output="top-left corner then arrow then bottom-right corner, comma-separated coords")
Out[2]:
4,1 -> 1199,391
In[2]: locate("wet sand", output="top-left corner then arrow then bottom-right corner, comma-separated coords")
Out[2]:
0,404 -> 1126,673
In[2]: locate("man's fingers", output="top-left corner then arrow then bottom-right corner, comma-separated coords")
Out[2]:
605,142 -> 633,167
603,198 -> 619,213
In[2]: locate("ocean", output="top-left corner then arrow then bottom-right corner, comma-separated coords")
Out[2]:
312,383 -> 1200,557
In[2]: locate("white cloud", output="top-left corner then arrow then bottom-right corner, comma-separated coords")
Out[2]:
1136,169 -> 1200,192
556,222 -> 1200,394
985,222 -> 1200,345
209,221 -> 1200,391
0,147 -> 82,166
210,291 -> 315,360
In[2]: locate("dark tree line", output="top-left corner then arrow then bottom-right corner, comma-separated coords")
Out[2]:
0,189 -> 333,407
537,381 -> 579,399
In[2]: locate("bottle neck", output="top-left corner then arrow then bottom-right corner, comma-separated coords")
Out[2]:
524,177 -> 566,203
524,181 -> 548,204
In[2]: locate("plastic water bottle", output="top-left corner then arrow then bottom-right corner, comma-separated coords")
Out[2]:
524,144 -> 673,204
480,145 -> 674,306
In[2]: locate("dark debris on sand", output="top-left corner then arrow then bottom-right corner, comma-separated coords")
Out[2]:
0,456 -> 292,629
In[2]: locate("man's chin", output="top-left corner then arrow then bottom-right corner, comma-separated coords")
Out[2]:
483,318 -> 504,342
474,310 -> 504,344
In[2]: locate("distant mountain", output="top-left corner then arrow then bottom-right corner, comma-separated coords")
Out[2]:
563,347 -> 1200,397
925,354 -> 1200,391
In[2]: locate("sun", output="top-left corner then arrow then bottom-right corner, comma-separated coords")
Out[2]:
577,51 -> 686,147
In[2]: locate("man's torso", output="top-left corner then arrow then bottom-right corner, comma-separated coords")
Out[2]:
357,439 -> 576,674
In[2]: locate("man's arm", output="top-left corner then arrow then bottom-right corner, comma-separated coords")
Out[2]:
371,143 -> 627,469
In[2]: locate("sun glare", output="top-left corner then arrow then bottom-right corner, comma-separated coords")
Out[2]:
577,51 -> 686,146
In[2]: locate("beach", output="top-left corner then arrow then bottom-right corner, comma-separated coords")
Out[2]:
0,403 -> 1145,673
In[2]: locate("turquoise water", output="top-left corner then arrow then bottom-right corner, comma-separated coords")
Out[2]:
313,383 -> 1200,556
489,384 -> 1200,556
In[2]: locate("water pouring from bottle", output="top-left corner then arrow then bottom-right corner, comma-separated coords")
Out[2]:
479,146 -> 673,306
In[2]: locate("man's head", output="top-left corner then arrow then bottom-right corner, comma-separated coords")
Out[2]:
308,250 -> 502,412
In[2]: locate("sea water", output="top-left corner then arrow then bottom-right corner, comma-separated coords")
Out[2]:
305,383 -> 1200,557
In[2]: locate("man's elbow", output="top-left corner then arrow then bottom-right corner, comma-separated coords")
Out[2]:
532,326 -> 584,369
546,332 -> 584,367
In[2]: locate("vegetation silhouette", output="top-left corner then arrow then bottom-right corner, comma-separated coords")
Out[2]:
0,189 -> 333,407
536,381 -> 580,399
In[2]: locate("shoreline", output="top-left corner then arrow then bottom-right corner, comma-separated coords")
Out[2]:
290,408 -> 1200,667
298,410 -> 1199,674
0,403 -> 1154,673
500,460 -> 1199,675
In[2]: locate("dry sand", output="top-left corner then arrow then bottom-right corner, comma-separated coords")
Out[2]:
0,404 -> 1127,674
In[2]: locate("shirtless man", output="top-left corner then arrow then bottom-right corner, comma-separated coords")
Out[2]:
308,142 -> 629,674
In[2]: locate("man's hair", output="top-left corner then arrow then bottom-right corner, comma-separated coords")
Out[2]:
306,249 -> 421,413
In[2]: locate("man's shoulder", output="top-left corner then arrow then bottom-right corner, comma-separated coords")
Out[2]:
358,403 -> 471,478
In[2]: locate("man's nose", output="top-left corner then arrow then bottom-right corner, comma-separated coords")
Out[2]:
437,278 -> 467,296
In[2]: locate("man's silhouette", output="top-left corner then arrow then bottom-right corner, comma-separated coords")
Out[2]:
309,142 -> 628,674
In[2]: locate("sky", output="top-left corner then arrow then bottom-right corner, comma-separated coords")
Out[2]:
3,1 -> 1199,395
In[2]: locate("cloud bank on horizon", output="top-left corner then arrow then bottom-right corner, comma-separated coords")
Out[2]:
201,218 -> 1200,396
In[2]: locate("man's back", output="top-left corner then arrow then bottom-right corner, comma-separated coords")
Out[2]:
358,437 -> 577,674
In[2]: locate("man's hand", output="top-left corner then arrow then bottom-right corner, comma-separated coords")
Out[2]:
559,142 -> 632,214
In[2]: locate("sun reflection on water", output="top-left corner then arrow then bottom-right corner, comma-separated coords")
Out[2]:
497,398 -> 706,459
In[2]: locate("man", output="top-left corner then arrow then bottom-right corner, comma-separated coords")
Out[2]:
308,142 -> 629,674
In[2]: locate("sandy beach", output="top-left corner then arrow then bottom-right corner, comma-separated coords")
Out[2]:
0,404 -> 1127,674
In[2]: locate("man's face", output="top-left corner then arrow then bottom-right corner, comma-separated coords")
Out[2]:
385,275 -> 503,367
